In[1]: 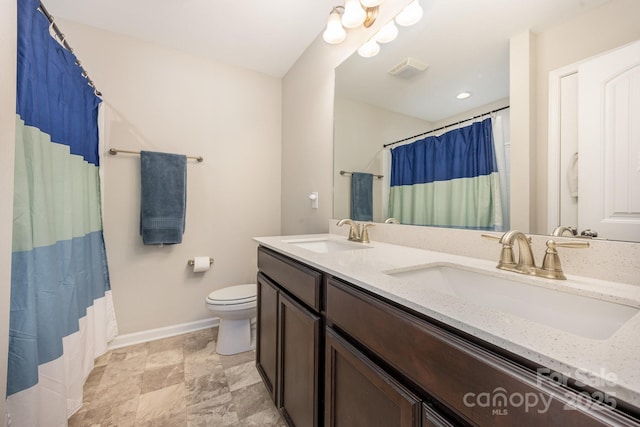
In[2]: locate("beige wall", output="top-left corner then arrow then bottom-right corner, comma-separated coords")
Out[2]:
58,20 -> 282,335
0,0 -> 17,423
281,1 -> 413,235
533,0 -> 640,234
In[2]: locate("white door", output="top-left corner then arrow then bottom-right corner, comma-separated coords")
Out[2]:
579,40 -> 640,242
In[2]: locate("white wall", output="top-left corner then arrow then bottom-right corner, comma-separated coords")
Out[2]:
533,0 -> 640,234
333,97 -> 431,222
0,0 -> 17,423
58,20 -> 282,335
281,0 -> 413,235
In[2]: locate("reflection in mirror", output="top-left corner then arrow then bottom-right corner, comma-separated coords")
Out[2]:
333,0 -> 640,242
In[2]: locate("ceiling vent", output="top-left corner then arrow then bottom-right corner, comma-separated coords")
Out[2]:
388,57 -> 429,79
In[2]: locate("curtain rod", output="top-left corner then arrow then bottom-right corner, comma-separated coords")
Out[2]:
109,148 -> 204,162
383,105 -> 510,148
340,170 -> 384,179
38,1 -> 102,97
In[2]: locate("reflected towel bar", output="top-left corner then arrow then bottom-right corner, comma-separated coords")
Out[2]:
109,148 -> 204,162
340,170 -> 383,179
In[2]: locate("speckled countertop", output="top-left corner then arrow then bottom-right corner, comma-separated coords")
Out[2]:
254,233 -> 640,410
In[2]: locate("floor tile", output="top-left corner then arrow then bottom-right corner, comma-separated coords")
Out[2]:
70,327 -> 284,427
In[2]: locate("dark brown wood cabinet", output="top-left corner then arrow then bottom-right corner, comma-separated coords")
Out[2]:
279,292 -> 321,427
256,245 -> 640,427
325,328 -> 421,427
256,273 -> 278,401
256,247 -> 323,427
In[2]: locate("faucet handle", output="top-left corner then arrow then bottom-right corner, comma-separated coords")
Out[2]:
481,234 -> 516,269
538,239 -> 590,280
360,223 -> 374,243
337,218 -> 360,241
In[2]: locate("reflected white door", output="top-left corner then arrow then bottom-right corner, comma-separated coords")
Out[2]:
579,40 -> 640,242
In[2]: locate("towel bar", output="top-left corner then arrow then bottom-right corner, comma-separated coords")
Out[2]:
109,148 -> 204,162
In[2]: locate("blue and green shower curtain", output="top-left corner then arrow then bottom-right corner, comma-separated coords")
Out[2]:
7,0 -> 118,424
389,118 -> 503,229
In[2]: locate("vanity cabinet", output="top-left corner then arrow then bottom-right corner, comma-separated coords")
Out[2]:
325,327 -> 421,426
325,277 -> 640,427
256,244 -> 640,427
256,247 -> 323,427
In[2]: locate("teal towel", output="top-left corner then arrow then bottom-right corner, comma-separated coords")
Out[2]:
351,172 -> 373,221
140,151 -> 187,245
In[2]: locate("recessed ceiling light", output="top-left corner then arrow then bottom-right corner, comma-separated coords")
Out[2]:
456,92 -> 471,99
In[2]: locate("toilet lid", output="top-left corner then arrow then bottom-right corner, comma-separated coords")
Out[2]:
207,284 -> 256,304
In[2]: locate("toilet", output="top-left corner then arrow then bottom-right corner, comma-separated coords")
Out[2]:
205,284 -> 257,355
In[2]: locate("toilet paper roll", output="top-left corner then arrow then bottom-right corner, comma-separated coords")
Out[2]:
193,256 -> 211,273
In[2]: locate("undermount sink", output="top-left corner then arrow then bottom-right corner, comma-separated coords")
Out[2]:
385,264 -> 639,340
284,237 -> 370,253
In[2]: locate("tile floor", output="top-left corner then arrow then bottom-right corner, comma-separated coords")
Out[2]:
68,327 -> 286,427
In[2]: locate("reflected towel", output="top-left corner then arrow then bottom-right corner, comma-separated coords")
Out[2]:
140,150 -> 187,245
351,172 -> 373,221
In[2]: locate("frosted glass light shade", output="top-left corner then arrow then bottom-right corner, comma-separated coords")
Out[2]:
395,0 -> 423,26
361,0 -> 385,6
375,21 -> 398,43
342,0 -> 366,28
323,9 -> 347,44
358,39 -> 380,58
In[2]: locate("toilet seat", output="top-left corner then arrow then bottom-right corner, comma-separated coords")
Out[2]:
207,284 -> 256,306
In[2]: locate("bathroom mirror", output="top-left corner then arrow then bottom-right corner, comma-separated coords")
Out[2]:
333,0 -> 640,242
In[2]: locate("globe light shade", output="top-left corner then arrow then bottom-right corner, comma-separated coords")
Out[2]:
358,39 -> 381,58
342,0 -> 366,28
375,21 -> 398,43
323,9 -> 347,44
360,0 -> 385,7
395,0 -> 423,27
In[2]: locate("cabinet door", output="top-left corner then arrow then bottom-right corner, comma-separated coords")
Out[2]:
422,404 -> 456,427
256,273 -> 278,403
325,328 -> 421,427
278,291 -> 321,427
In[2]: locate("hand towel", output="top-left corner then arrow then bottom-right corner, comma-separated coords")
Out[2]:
351,172 -> 373,221
140,150 -> 187,245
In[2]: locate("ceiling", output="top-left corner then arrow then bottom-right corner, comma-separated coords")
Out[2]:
43,0 -> 608,107
41,0 -> 332,77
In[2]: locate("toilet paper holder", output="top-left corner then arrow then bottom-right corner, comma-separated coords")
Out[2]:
187,257 -> 214,266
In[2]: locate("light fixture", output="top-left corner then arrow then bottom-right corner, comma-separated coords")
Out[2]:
323,1 -> 381,46
360,0 -> 384,6
395,0 -> 423,27
342,0 -> 367,28
457,91 -> 471,99
358,39 -> 381,58
323,7 -> 347,44
375,20 -> 398,44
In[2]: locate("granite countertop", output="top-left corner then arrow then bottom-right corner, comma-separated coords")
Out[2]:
253,233 -> 640,410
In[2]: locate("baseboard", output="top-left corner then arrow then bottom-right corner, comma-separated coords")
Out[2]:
107,317 -> 220,350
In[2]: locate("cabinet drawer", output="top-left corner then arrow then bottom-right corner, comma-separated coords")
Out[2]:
258,246 -> 322,311
326,278 -> 635,427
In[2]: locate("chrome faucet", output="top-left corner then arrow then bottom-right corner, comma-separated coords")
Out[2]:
337,219 -> 374,243
499,230 -> 537,275
483,230 -> 590,279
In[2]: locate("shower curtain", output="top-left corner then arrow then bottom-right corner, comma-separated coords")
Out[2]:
7,0 -> 118,425
388,118 -> 503,229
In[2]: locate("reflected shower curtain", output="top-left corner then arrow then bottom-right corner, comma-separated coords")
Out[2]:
7,0 -> 118,425
388,118 -> 503,229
